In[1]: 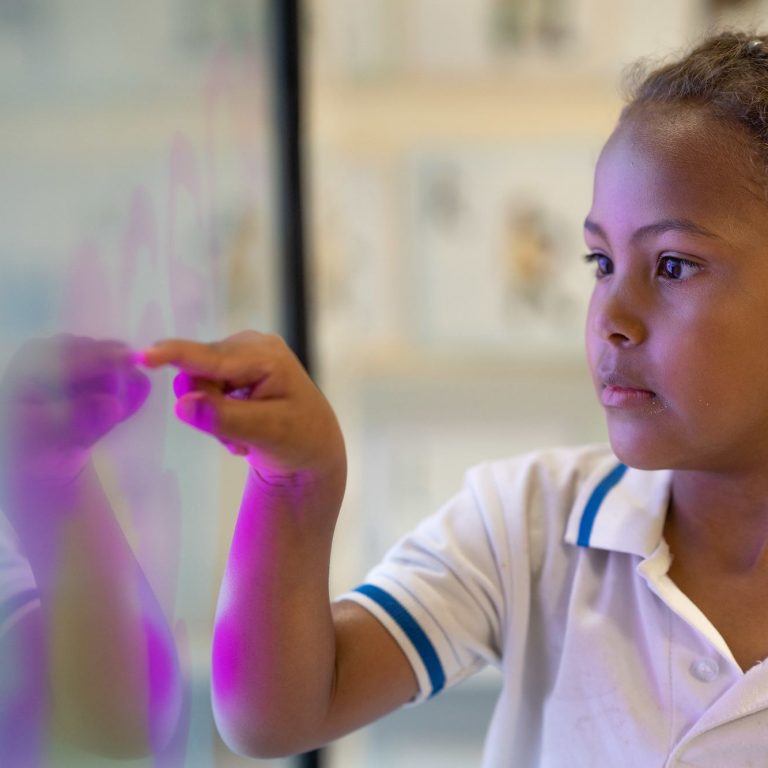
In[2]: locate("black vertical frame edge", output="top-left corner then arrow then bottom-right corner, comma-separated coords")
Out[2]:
268,0 -> 321,767
271,0 -> 313,375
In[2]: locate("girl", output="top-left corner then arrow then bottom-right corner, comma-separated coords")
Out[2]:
142,30 -> 768,766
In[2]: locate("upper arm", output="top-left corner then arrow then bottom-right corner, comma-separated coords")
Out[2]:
321,599 -> 418,741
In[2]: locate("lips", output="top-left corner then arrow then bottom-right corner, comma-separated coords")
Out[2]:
598,371 -> 657,408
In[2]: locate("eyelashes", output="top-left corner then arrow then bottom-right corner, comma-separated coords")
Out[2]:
582,252 -> 702,281
583,251 -> 611,277
657,254 -> 701,280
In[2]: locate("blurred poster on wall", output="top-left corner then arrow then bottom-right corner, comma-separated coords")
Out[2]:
405,144 -> 597,359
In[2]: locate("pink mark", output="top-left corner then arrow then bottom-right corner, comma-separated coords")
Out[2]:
122,187 -> 160,289
168,133 -> 211,338
203,50 -> 264,311
203,49 -> 230,271
204,49 -> 264,198
120,188 -> 168,349
62,240 -> 117,336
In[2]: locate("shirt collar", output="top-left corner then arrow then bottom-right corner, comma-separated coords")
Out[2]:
564,457 -> 673,558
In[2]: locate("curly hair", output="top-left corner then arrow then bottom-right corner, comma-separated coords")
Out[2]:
622,31 -> 768,188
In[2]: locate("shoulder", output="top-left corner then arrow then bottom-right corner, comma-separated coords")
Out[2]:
458,444 -> 624,572
397,443 -> 621,547
372,444 -> 621,585
463,443 -> 621,521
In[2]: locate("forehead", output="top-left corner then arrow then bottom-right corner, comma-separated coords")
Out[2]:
591,107 -> 768,242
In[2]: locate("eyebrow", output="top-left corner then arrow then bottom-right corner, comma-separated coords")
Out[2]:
583,217 -> 724,244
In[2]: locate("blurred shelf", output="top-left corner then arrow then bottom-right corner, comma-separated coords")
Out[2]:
321,342 -> 591,383
308,78 -> 622,150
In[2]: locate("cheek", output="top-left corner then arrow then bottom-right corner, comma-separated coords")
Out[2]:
583,296 -> 601,372
658,316 -> 751,402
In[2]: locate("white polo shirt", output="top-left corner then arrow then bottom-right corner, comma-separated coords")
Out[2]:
340,444 -> 768,767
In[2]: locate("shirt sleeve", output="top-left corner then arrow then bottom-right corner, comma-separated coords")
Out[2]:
337,468 -> 511,704
0,514 -> 39,637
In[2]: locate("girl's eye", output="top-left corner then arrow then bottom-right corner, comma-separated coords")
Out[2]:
584,252 -> 613,278
657,255 -> 700,280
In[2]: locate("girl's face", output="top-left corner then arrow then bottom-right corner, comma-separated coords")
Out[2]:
585,107 -> 768,473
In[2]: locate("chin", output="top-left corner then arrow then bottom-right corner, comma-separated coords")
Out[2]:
607,429 -> 677,472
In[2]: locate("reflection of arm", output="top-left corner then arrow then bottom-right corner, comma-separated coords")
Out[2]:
0,336 -> 182,759
2,460 -> 182,758
0,519 -> 45,766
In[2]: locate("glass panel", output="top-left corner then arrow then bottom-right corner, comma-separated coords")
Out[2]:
0,2 -> 288,765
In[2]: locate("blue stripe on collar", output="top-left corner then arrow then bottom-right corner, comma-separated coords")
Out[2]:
577,463 -> 628,547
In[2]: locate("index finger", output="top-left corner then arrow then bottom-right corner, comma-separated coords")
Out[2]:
137,339 -> 228,379
137,338 -> 275,389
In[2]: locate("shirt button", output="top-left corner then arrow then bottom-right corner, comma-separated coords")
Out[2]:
690,658 -> 720,682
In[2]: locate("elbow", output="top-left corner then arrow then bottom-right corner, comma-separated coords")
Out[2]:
210,615 -> 331,757
212,700 -> 312,759
210,617 -> 298,757
212,705 -> 273,758
211,682 -> 328,758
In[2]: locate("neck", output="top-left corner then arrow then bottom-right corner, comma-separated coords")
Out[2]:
667,469 -> 768,573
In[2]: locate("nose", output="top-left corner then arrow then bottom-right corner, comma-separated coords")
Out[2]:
588,281 -> 647,348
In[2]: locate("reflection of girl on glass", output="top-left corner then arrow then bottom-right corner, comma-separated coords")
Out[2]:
0,335 -> 182,763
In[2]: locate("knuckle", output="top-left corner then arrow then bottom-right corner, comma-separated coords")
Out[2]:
239,329 -> 265,342
262,333 -> 286,351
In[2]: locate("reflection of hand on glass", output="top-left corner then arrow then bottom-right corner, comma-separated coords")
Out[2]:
0,336 -> 149,492
0,335 -> 182,762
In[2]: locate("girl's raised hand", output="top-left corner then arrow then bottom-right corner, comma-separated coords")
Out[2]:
139,331 -> 346,489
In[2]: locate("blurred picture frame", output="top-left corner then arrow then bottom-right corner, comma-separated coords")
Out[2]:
404,143 -> 598,360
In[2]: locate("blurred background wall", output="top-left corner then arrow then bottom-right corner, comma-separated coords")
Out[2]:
308,1 -> 768,765
2,0 -> 767,766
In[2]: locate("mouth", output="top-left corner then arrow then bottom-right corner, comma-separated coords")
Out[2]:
599,374 -> 657,409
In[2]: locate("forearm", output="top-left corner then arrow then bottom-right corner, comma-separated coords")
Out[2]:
212,464 -> 345,757
140,332 -> 361,754
5,462 -> 181,756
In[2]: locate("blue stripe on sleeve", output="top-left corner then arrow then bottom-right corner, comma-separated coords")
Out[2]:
354,583 -> 446,697
577,463 -> 628,547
